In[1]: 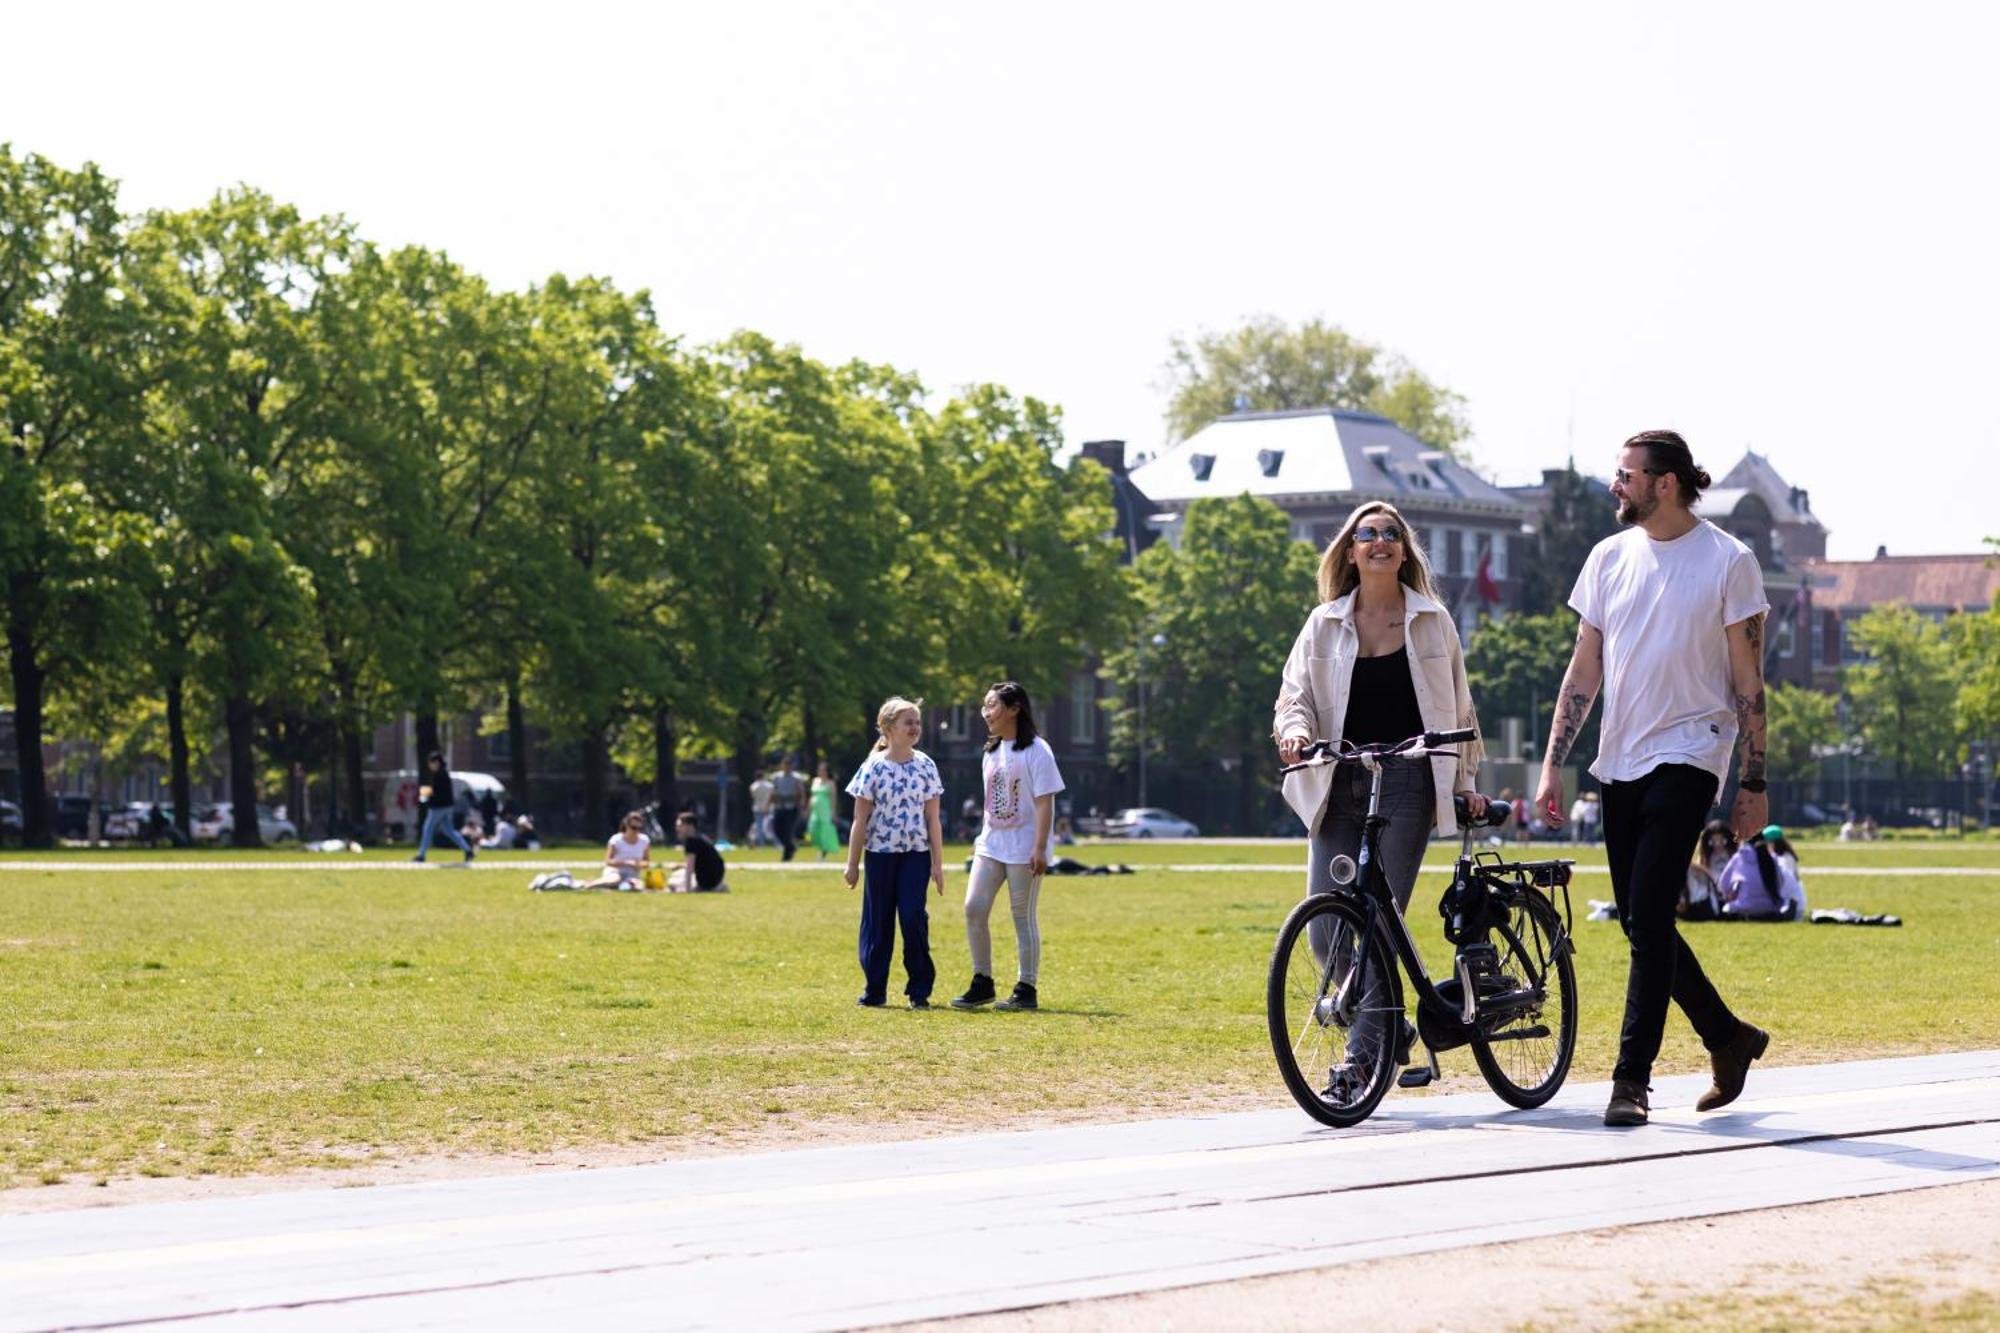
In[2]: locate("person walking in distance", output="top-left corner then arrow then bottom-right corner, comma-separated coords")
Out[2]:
769,756 -> 805,862
747,769 -> 774,848
952,682 -> 1063,1012
844,698 -> 946,1008
1535,430 -> 1772,1127
411,750 -> 475,864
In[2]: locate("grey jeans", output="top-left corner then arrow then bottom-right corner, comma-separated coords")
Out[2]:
1306,760 -> 1436,1069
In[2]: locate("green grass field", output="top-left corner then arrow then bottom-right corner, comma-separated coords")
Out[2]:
2,840 -> 1996,1189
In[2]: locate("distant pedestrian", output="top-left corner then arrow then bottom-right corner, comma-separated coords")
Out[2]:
748,769 -> 775,847
806,761 -> 841,860
952,682 -> 1066,1013
769,757 -> 806,862
479,789 -> 499,839
1536,429 -> 1772,1127
844,698 -> 945,1008
412,750 -> 475,864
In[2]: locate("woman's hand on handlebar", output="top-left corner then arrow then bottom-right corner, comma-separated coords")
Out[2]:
1457,789 -> 1489,820
1278,734 -> 1310,765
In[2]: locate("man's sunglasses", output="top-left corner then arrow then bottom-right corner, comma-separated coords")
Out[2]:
1613,467 -> 1664,485
1354,524 -> 1405,545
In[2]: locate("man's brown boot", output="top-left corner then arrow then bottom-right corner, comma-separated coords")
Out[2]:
1603,1079 -> 1650,1127
1696,1022 -> 1770,1112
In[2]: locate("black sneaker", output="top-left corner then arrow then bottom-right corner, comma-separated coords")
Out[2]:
909,997 -> 931,1010
856,995 -> 887,1008
995,982 -> 1038,1011
949,974 -> 996,1009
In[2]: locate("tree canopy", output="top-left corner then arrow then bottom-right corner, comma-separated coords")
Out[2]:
1161,315 -> 1471,455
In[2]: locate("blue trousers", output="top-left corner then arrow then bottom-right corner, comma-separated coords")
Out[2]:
859,850 -> 934,1002
415,807 -> 471,860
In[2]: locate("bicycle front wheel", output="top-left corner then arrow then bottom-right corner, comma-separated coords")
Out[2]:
1470,890 -> 1577,1108
1267,893 -> 1402,1127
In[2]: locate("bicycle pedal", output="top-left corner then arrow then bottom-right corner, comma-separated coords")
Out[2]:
1397,1066 -> 1434,1089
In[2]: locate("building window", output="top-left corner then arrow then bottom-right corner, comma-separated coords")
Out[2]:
1444,528 -> 1462,576
1070,672 -> 1098,743
1472,531 -> 1491,577
948,704 -> 971,742
1775,613 -> 1796,659
488,727 -> 511,761
1492,533 -> 1508,580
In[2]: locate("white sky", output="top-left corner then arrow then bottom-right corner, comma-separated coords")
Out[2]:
7,1 -> 1995,559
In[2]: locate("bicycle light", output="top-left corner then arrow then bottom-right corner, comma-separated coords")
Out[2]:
1327,854 -> 1357,885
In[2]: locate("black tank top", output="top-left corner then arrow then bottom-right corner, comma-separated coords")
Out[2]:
1343,647 -> 1424,748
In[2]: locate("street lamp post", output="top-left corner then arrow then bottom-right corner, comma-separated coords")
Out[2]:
1137,632 -> 1165,808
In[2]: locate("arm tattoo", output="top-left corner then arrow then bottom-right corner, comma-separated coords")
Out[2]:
1735,688 -> 1767,783
1547,690 -> 1590,765
1744,614 -> 1763,657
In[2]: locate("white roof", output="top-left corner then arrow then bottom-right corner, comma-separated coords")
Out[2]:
1129,409 -> 1525,514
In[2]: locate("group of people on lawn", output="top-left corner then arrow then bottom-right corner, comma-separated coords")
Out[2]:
567,428 -> 1790,1125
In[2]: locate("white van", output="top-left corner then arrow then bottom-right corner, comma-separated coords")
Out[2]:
375,770 -> 508,841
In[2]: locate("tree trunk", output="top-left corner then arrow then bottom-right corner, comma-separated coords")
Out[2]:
165,674 -> 192,843
580,725 -> 610,838
415,707 -> 440,769
732,711 -> 765,842
225,693 -> 262,848
506,684 -> 528,813
801,704 -> 820,780
1237,748 -> 1260,838
653,704 -> 678,816
342,724 -> 368,842
5,596 -> 52,849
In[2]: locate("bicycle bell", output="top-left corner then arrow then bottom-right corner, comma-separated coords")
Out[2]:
1326,854 -> 1357,885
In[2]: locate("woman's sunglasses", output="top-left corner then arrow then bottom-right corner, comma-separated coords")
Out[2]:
1354,524 -> 1405,545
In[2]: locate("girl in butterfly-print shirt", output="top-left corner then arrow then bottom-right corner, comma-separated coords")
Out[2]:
843,696 -> 946,1008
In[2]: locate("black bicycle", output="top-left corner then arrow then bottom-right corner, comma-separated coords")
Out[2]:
1267,729 -> 1579,1127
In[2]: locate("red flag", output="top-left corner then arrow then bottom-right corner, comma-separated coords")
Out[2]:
1476,549 -> 1501,606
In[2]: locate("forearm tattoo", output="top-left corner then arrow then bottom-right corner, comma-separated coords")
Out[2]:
1735,687 -> 1768,784
1744,614 -> 1763,657
1547,689 -> 1591,765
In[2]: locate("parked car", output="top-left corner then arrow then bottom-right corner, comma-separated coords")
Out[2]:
0,798 -> 22,841
103,802 -> 156,841
51,795 -> 95,840
192,803 -> 299,845
1102,807 -> 1200,839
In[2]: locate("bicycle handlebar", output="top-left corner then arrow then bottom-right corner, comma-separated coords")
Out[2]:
1278,728 -> 1481,776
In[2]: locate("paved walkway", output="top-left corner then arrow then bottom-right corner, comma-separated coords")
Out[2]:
4,1052 -> 1996,1331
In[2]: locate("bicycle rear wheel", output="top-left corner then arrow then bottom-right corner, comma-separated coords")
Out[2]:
1268,893 -> 1401,1127
1470,889 -> 1577,1108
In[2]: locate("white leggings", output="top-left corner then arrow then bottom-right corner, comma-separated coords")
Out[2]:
965,855 -> 1042,984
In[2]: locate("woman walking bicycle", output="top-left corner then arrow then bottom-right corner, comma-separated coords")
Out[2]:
1273,501 -> 1487,1083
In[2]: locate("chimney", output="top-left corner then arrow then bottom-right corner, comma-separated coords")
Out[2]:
1875,545 -> 1888,560
1080,439 -> 1128,476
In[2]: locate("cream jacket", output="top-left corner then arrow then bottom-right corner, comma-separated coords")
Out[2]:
1272,583 -> 1485,838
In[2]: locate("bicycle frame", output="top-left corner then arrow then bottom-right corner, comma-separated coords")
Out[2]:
1286,732 -> 1573,1041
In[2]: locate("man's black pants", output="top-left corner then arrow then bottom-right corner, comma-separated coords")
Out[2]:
1601,763 -> 1740,1085
773,807 -> 800,862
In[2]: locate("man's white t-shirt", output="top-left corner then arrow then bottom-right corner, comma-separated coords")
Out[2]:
973,736 -> 1066,865
1569,519 -> 1769,787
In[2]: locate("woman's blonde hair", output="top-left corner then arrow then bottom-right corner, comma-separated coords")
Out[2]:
1315,500 -> 1442,605
871,696 -> 925,752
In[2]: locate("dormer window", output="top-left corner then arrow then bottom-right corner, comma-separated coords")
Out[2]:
1257,448 -> 1284,478
1189,452 -> 1216,481
1363,445 -> 1392,472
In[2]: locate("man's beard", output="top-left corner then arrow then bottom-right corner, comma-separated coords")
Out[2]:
1617,495 -> 1655,526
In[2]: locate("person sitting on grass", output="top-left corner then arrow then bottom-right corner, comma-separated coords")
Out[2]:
670,811 -> 729,892
1718,824 -> 1805,921
579,811 -> 651,892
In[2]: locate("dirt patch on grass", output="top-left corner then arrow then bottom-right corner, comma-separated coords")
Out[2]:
891,1178 -> 2000,1332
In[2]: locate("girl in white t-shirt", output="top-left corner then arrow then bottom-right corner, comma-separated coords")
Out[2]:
950,681 -> 1064,1012
580,811 -> 652,891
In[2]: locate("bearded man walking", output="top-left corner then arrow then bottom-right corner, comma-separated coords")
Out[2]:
1536,430 -> 1773,1127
